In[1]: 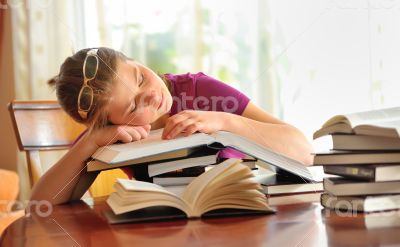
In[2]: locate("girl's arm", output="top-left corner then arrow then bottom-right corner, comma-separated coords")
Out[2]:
223,102 -> 314,165
162,103 -> 314,166
30,125 -> 150,205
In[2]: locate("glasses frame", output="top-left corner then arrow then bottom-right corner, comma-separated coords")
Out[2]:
77,48 -> 99,120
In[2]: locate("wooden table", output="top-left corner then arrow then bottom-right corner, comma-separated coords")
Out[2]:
1,197 -> 400,247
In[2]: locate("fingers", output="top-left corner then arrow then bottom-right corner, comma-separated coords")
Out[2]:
142,124 -> 151,132
113,125 -> 150,143
112,126 -> 134,143
184,122 -> 203,136
92,124 -> 152,147
162,112 -> 190,139
165,118 -> 201,139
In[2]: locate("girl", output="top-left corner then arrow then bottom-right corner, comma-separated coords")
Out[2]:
31,47 -> 313,205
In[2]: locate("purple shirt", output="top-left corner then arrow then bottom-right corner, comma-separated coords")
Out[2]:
164,72 -> 250,159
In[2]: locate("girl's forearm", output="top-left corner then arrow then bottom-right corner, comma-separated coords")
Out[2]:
221,113 -> 314,165
30,135 -> 99,205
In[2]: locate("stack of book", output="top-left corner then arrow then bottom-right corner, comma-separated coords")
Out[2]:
88,128 -> 324,223
252,160 -> 324,206
313,107 -> 400,213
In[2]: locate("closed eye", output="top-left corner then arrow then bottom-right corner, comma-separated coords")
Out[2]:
139,73 -> 145,86
130,101 -> 136,113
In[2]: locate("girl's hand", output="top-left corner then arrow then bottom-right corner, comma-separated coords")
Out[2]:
162,110 -> 228,139
90,124 -> 151,147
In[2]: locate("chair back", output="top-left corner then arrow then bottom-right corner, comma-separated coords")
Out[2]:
8,100 -> 86,187
8,100 -> 128,197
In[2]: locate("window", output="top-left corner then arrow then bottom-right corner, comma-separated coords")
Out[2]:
73,0 -> 400,141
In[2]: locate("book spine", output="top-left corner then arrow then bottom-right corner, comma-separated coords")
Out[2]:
323,166 -> 375,180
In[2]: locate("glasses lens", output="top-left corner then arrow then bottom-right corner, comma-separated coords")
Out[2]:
84,55 -> 98,79
79,86 -> 94,111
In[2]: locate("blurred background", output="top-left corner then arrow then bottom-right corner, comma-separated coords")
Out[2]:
1,0 -> 400,198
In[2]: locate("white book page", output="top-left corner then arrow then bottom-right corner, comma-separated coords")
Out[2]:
182,158 -> 240,206
363,119 -> 400,128
117,179 -> 172,194
214,131 -> 313,181
341,107 -> 400,128
93,128 -> 215,164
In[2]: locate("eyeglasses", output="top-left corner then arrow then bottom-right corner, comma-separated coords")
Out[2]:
77,48 -> 99,120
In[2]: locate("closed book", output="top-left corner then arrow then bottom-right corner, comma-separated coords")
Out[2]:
87,148 -> 195,172
321,193 -> 400,212
313,150 -> 400,165
253,173 -> 323,195
267,192 -> 322,206
313,107 -> 400,139
323,164 -> 400,182
154,166 -> 206,178
148,152 -> 217,177
331,134 -> 400,150
92,128 -> 316,181
323,177 -> 400,196
240,159 -> 258,170
105,159 -> 274,223
127,150 -> 217,182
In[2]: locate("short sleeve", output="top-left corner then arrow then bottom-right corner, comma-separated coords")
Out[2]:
194,73 -> 250,115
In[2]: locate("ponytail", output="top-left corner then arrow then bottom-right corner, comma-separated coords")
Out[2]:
47,75 -> 59,89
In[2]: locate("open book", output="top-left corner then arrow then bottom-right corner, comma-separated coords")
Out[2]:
106,159 -> 273,221
92,129 -> 315,181
313,107 -> 400,139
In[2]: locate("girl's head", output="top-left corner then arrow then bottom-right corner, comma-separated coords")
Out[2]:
49,47 -> 173,130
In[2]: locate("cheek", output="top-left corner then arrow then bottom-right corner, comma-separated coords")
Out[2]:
129,110 -> 157,125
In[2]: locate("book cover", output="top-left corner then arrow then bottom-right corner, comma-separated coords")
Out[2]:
323,177 -> 400,196
323,164 -> 400,182
313,150 -> 400,165
321,193 -> 400,212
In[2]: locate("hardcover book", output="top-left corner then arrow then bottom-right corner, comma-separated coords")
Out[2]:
92,129 -> 315,181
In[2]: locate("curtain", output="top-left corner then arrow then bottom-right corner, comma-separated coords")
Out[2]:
10,0 -> 75,199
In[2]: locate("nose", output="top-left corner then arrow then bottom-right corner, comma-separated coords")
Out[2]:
141,90 -> 159,108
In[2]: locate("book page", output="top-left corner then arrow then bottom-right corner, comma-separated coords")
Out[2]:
112,179 -> 190,215
93,128 -> 215,164
117,178 -> 172,194
324,107 -> 400,128
214,131 -> 314,181
107,195 -> 189,215
181,159 -> 241,209
354,119 -> 400,137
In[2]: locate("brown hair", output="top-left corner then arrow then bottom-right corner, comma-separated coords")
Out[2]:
48,47 -> 128,130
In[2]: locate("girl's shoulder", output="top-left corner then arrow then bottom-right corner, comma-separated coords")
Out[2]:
164,72 -> 206,88
164,72 -> 207,98
165,72 -> 250,115
164,72 -> 227,96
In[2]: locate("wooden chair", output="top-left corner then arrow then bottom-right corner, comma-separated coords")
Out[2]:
8,100 -> 127,198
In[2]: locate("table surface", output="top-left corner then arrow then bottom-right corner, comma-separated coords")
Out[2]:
1,197 -> 400,247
